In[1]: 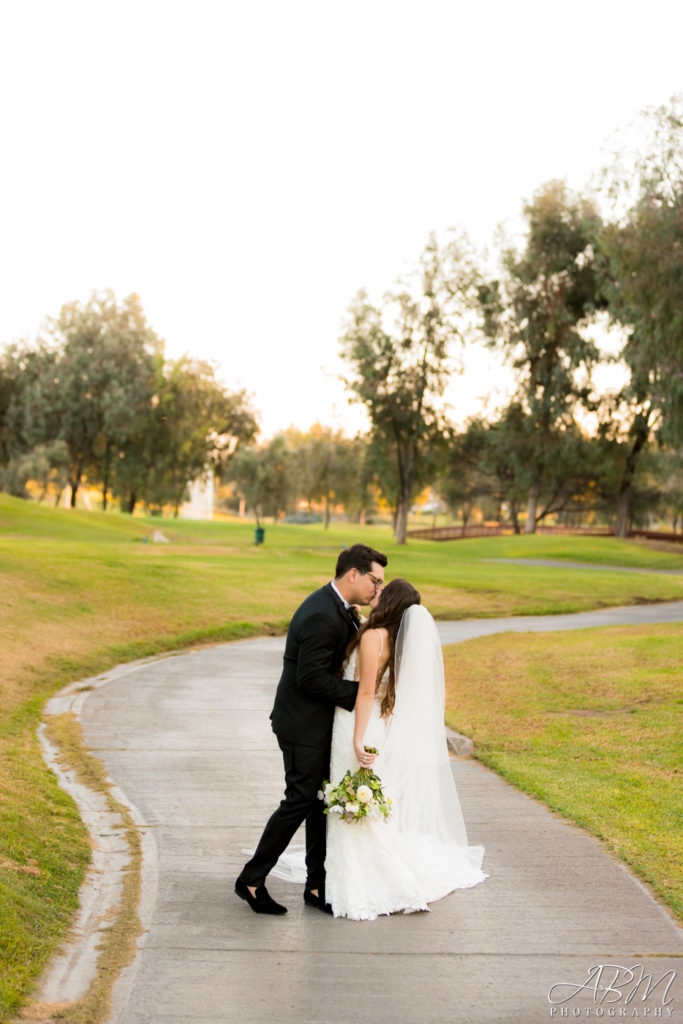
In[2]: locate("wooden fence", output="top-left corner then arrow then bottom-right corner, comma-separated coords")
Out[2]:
407,524 -> 682,543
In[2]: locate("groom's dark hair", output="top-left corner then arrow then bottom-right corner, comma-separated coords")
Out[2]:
335,543 -> 387,579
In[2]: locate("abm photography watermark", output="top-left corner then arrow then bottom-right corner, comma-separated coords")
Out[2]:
548,963 -> 677,1018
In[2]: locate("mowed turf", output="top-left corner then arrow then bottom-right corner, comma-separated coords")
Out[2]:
1,493 -> 682,1019
444,624 -> 683,919
3,495 -> 683,723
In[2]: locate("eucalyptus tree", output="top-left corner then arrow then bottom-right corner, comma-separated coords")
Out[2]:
122,356 -> 257,517
288,426 -> 374,527
440,420 -> 493,532
0,341 -> 61,467
479,181 -> 606,532
599,97 -> 683,535
45,290 -> 161,507
229,434 -> 295,525
340,232 -> 478,543
0,440 -> 70,502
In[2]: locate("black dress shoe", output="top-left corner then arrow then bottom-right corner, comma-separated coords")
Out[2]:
303,888 -> 333,914
235,878 -> 287,915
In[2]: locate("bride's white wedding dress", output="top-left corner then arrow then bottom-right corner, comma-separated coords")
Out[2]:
324,607 -> 487,920
266,605 -> 487,919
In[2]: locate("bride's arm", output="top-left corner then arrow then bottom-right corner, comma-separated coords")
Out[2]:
353,629 -> 380,767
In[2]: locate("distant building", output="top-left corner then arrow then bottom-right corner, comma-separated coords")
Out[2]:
181,474 -> 214,520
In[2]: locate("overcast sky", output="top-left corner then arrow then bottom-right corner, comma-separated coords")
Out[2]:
1,0 -> 681,437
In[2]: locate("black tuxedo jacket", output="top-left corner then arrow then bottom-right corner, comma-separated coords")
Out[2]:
270,583 -> 359,748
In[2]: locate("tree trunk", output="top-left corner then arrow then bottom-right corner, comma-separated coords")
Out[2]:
509,498 -> 521,534
393,442 -> 413,548
173,485 -> 185,518
127,490 -> 136,515
394,450 -> 415,545
101,445 -> 111,511
69,479 -> 79,508
525,481 -> 539,533
615,414 -> 650,539
324,491 -> 330,530
395,493 -> 409,545
615,487 -> 630,538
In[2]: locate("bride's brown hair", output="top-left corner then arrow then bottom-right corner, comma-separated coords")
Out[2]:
344,578 -> 421,717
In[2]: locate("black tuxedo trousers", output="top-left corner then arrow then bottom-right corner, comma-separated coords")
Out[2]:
240,736 -> 331,890
239,584 -> 358,891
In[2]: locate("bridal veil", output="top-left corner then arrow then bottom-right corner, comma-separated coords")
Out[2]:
383,604 -> 482,864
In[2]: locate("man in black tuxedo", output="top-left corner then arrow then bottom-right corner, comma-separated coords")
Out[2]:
235,543 -> 387,914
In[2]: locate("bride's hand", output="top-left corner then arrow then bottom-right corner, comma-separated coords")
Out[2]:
354,740 -> 376,767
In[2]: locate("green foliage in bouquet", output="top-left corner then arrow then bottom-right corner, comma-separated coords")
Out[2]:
321,747 -> 392,824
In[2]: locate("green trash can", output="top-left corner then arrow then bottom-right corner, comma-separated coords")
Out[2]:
255,527 -> 265,545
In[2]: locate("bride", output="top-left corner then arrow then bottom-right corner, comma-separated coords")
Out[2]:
324,578 -> 487,920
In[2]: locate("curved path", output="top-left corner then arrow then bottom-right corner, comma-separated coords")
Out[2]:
39,603 -> 683,1024
484,557 -> 683,576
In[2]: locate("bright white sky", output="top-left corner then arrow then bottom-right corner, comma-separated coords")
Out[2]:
1,0 -> 681,438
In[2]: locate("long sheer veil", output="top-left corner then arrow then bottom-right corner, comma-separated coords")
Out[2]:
382,604 -> 476,853
259,603 -> 485,888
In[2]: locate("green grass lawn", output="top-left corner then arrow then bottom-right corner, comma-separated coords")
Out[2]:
1,493 -> 682,1020
444,624 -> 683,919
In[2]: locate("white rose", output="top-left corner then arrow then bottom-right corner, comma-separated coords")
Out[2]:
329,804 -> 343,814
323,783 -> 335,803
344,802 -> 359,815
356,785 -> 372,804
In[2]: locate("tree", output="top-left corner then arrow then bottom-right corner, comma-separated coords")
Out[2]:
340,232 -> 477,543
44,290 -> 161,508
229,435 -> 295,525
478,405 -> 531,532
118,356 -> 257,517
656,448 -> 683,533
286,425 -> 369,528
0,291 -> 258,515
442,405 -> 616,534
328,435 -> 375,523
440,421 -> 492,532
0,348 -> 18,466
0,341 -> 61,468
479,181 -> 606,532
0,440 -> 70,502
599,97 -> 683,535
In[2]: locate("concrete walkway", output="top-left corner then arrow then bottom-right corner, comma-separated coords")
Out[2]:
484,557 -> 683,576
41,604 -> 683,1024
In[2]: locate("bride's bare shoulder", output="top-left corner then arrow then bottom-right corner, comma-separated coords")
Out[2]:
359,627 -> 382,651
359,627 -> 389,662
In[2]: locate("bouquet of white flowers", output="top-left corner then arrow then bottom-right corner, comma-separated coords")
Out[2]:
320,747 -> 392,824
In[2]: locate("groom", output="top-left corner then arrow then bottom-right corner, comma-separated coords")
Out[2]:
235,543 -> 387,915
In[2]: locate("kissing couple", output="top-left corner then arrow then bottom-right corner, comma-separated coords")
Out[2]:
236,543 -> 487,920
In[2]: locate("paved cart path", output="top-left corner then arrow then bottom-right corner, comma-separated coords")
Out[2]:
41,602 -> 683,1024
484,557 -> 683,576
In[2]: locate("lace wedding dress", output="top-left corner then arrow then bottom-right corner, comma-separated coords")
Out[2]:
325,606 -> 487,920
